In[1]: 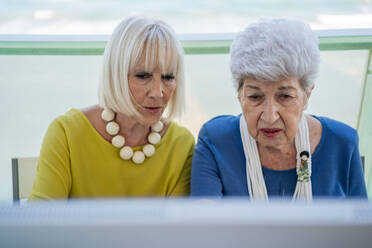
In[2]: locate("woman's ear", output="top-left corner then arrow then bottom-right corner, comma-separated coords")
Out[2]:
238,89 -> 242,102
306,85 -> 315,99
237,89 -> 245,108
303,85 -> 315,110
237,79 -> 245,102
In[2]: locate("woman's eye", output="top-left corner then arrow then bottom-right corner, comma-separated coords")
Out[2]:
248,95 -> 263,101
135,73 -> 151,79
279,94 -> 294,100
162,74 -> 175,81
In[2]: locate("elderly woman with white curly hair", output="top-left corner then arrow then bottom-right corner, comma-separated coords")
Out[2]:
191,19 -> 367,200
29,16 -> 194,200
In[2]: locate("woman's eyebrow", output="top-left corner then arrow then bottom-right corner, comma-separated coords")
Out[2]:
244,84 -> 261,90
278,86 -> 296,90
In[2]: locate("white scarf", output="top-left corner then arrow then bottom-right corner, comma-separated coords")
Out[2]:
239,114 -> 312,201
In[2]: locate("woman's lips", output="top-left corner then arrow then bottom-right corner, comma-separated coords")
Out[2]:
260,128 -> 282,138
143,106 -> 162,113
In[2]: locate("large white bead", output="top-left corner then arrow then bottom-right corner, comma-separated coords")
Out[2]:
148,132 -> 161,145
132,151 -> 145,164
112,135 -> 125,148
120,146 -> 133,160
106,121 -> 119,135
143,144 -> 155,157
101,109 -> 115,122
151,121 -> 164,132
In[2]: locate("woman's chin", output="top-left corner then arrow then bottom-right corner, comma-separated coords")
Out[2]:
142,113 -> 164,126
257,135 -> 287,149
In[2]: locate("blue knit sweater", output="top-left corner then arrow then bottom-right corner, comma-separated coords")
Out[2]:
191,115 -> 367,198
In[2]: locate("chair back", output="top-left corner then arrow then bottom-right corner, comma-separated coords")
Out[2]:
12,157 -> 38,202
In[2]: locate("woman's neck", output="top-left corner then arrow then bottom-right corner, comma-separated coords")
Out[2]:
258,143 -> 297,170
115,112 -> 151,147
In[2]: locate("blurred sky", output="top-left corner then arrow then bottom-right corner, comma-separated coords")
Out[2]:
1,0 -> 372,34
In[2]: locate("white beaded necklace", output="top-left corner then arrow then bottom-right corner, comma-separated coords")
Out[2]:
101,109 -> 164,164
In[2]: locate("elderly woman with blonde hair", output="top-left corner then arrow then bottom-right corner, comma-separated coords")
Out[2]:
191,19 -> 367,200
30,16 -> 194,199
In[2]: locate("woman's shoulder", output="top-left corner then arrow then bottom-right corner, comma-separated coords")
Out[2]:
47,108 -> 91,135
203,114 -> 240,129
167,121 -> 195,143
41,108 -> 91,149
315,116 -> 358,144
52,108 -> 87,125
198,114 -> 241,140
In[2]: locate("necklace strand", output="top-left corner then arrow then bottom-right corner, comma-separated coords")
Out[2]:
101,109 -> 164,164
239,114 -> 312,201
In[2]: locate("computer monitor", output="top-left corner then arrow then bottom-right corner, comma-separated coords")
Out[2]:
0,199 -> 371,248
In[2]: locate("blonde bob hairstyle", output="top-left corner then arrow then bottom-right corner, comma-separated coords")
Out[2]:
98,16 -> 185,120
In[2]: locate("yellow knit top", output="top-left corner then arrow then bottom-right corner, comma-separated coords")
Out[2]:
29,109 -> 195,200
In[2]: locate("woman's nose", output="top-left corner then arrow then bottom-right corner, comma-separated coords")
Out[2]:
260,99 -> 280,124
148,76 -> 163,98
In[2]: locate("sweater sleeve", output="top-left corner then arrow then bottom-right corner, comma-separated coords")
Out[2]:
348,133 -> 367,198
29,118 -> 72,200
168,142 -> 194,197
191,125 -> 223,197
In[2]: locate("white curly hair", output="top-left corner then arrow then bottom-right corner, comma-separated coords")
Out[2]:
230,19 -> 320,93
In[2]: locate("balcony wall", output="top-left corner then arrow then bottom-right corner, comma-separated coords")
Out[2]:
1,30 -> 372,202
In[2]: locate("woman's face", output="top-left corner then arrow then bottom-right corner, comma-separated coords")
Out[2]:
128,63 -> 176,125
239,77 -> 312,150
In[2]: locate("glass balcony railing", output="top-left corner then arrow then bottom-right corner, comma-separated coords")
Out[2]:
0,29 -> 372,201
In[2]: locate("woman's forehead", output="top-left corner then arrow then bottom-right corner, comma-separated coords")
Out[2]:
128,34 -> 180,73
243,78 -> 302,90
132,56 -> 177,73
